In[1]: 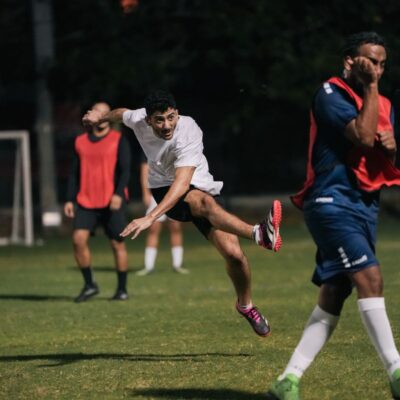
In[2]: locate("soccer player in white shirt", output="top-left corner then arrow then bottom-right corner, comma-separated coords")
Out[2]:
83,90 -> 282,337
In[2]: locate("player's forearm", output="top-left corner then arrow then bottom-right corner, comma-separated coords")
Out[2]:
147,166 -> 195,220
147,180 -> 189,220
99,108 -> 128,125
114,170 -> 130,197
355,84 -> 379,147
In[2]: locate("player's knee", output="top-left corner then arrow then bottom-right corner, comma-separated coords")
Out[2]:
168,221 -> 181,235
320,283 -> 352,314
332,283 -> 352,302
199,195 -> 217,217
110,240 -> 126,252
352,266 -> 383,297
358,276 -> 383,297
72,232 -> 88,249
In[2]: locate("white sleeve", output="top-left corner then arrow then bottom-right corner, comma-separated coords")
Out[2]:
122,108 -> 147,129
174,120 -> 204,168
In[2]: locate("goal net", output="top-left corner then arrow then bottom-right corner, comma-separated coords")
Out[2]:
0,131 -> 34,246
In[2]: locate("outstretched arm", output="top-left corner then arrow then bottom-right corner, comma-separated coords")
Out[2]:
120,166 -> 195,239
82,107 -> 128,127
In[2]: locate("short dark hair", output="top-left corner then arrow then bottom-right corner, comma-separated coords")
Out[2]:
144,90 -> 177,116
341,31 -> 387,58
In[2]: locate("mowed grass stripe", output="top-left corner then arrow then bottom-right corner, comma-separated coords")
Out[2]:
0,220 -> 398,399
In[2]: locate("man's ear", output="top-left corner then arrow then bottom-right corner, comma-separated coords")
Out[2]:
145,116 -> 151,126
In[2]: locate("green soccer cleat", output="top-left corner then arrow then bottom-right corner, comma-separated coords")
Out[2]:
266,374 -> 300,400
391,369 -> 400,399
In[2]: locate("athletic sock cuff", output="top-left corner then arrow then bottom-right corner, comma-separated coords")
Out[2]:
252,224 -> 259,241
357,297 -> 385,312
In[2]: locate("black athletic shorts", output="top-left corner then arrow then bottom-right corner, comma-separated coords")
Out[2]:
151,186 -> 224,239
73,203 -> 127,242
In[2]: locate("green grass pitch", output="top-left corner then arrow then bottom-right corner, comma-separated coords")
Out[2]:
0,219 -> 399,399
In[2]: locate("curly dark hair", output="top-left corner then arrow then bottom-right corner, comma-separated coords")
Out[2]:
341,31 -> 387,58
144,90 -> 177,116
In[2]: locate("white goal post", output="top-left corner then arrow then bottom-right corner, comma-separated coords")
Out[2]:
0,131 -> 34,246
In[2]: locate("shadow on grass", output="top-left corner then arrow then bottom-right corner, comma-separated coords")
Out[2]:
66,265 -> 166,274
0,352 -> 251,367
131,388 -> 267,399
0,294 -> 72,301
0,293 -> 133,302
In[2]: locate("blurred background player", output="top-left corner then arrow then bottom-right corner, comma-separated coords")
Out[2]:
64,102 -> 131,302
136,157 -> 188,276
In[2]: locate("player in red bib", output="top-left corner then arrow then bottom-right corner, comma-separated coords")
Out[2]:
64,102 -> 131,302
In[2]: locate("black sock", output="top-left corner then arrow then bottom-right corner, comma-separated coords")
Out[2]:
117,271 -> 127,291
80,266 -> 94,286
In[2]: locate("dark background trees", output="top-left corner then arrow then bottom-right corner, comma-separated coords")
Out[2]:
1,0 -> 400,204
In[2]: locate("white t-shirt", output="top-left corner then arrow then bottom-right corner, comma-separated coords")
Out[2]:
123,108 -> 223,195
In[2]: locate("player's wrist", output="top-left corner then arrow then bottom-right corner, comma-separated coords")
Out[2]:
147,213 -> 157,222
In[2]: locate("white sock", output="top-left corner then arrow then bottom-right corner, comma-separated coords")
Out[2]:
144,247 -> 157,271
238,302 -> 253,310
280,305 -> 339,380
252,225 -> 261,244
358,297 -> 400,378
171,246 -> 183,269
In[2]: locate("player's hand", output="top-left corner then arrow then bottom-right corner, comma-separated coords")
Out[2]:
120,215 -> 154,240
377,130 -> 397,158
82,109 -> 103,126
64,202 -> 75,218
110,194 -> 122,211
349,56 -> 378,86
